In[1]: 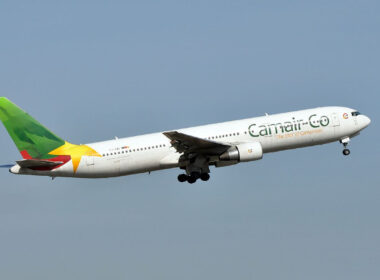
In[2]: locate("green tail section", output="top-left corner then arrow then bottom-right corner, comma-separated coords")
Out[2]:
0,97 -> 65,159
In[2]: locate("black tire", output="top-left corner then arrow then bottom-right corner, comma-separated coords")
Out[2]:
200,173 -> 210,181
187,176 -> 197,184
190,172 -> 201,179
343,149 -> 350,156
178,174 -> 188,182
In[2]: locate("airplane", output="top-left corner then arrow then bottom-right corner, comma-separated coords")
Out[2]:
0,97 -> 371,183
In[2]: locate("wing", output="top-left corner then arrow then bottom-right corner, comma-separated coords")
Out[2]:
16,159 -> 63,168
163,131 -> 231,155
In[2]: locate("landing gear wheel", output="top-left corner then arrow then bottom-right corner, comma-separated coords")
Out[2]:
343,149 -> 350,156
200,173 -> 210,181
178,174 -> 188,182
190,172 -> 201,180
187,176 -> 197,184
340,138 -> 351,156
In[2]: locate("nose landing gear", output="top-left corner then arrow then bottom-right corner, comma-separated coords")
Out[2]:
343,147 -> 350,156
340,137 -> 351,156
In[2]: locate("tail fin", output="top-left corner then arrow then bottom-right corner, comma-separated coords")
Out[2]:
0,97 -> 65,159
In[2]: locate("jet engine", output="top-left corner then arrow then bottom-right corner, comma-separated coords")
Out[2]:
219,142 -> 263,162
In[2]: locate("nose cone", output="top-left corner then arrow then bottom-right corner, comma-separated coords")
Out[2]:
360,115 -> 371,129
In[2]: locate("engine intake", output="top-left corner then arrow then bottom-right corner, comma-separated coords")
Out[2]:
219,142 -> 263,162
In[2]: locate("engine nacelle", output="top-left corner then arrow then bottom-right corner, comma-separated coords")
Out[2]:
219,142 -> 263,162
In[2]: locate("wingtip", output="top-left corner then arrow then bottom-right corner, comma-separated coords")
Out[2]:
163,131 -> 178,138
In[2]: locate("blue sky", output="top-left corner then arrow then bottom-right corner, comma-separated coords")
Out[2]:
0,1 -> 379,279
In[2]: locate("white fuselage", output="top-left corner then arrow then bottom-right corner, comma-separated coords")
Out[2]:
11,106 -> 371,178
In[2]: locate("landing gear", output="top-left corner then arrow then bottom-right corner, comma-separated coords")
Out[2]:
190,172 -> 201,180
177,172 -> 210,183
178,155 -> 211,184
340,137 -> 351,156
200,173 -> 210,181
177,174 -> 188,182
187,176 -> 197,184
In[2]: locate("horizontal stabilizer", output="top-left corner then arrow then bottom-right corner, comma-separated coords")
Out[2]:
16,159 -> 63,168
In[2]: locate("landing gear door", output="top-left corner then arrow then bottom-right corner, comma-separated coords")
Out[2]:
331,113 -> 340,127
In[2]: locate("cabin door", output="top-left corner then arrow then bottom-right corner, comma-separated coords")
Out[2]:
331,113 -> 340,127
86,156 -> 94,166
331,113 -> 341,137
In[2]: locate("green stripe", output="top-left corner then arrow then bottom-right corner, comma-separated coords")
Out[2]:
0,97 -> 65,159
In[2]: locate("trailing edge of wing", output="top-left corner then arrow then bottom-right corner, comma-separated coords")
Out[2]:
163,131 -> 230,155
16,159 -> 63,168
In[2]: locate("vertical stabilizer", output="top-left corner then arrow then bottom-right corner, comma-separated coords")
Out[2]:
0,97 -> 65,159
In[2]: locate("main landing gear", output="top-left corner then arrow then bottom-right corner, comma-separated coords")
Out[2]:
177,172 -> 210,184
340,137 -> 351,156
178,155 -> 211,184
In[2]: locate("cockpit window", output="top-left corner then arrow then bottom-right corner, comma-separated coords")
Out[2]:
351,111 -> 361,116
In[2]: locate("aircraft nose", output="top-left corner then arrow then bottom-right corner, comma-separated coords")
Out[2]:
361,115 -> 371,128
